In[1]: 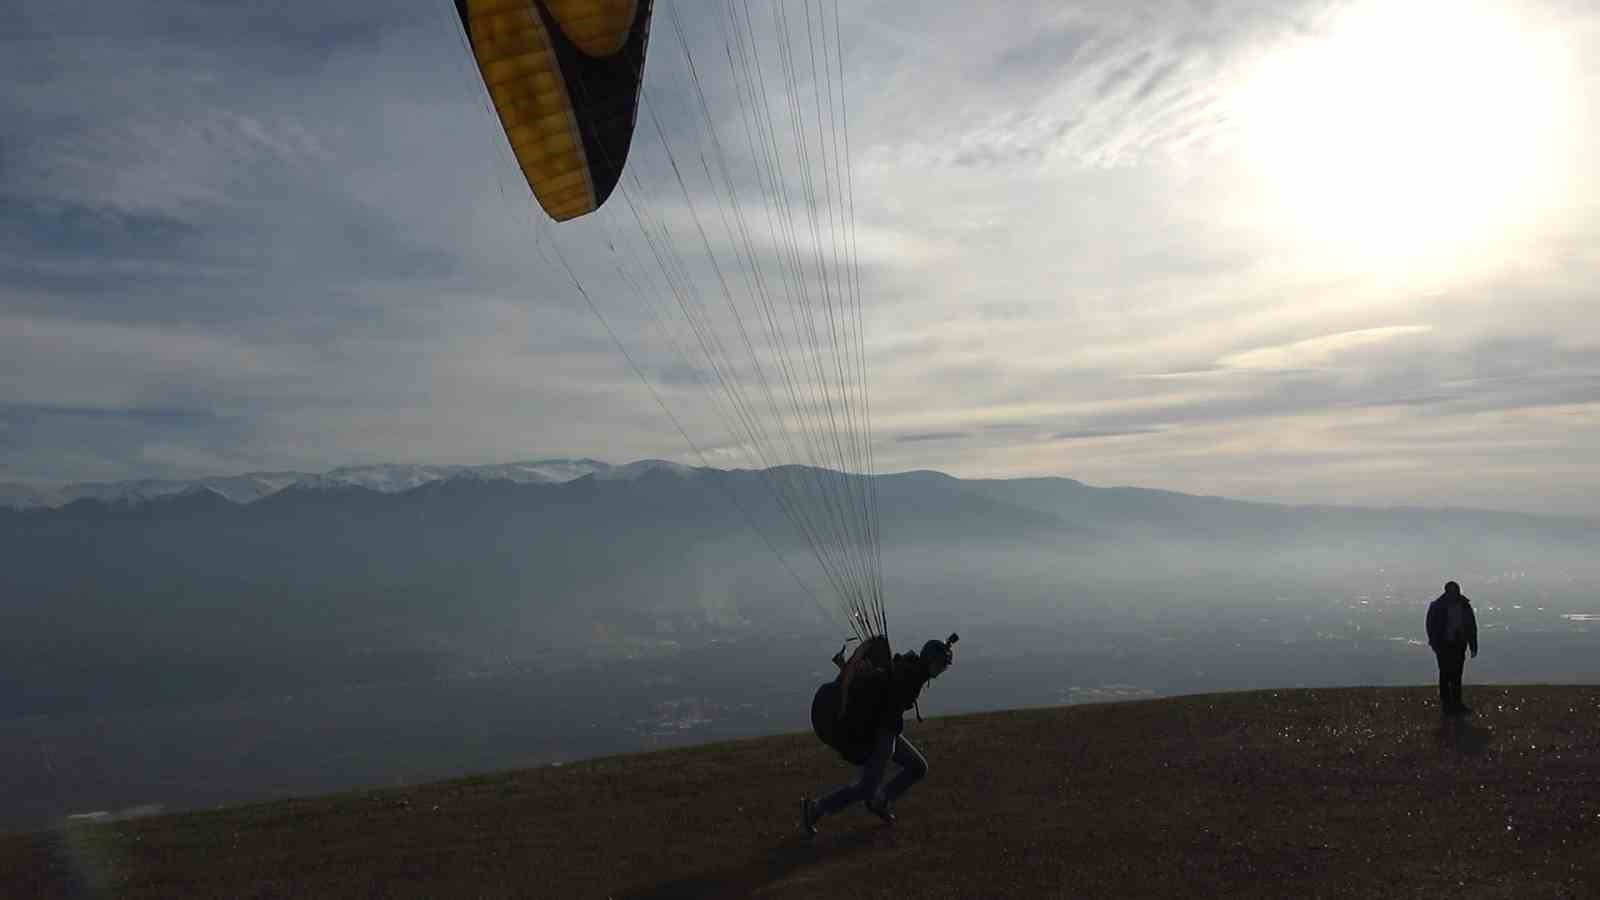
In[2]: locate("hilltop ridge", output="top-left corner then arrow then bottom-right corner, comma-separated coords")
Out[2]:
5,686 -> 1597,898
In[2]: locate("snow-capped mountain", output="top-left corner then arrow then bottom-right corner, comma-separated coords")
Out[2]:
0,483 -> 51,509
0,459 -> 700,509
298,459 -> 696,490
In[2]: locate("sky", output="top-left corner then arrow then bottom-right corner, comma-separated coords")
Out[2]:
3,0 -> 1598,516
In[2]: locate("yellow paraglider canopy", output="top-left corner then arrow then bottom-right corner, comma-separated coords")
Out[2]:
455,0 -> 652,221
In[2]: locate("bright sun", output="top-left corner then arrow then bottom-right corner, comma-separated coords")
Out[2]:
1234,0 -> 1572,266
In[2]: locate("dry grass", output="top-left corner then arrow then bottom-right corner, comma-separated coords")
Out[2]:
5,685 -> 1598,898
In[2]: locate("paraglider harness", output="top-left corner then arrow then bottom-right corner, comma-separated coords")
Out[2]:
809,633 -> 958,764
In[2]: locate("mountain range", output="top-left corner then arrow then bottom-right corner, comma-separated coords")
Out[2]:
0,458 -> 697,509
3,461 -> 1595,723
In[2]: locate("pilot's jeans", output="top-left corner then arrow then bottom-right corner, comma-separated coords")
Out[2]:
817,728 -> 928,816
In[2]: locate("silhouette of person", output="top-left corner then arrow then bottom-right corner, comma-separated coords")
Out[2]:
802,635 -> 956,834
1425,581 -> 1479,716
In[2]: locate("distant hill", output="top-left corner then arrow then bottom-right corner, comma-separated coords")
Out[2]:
3,463 -> 1596,721
4,686 -> 1597,898
958,475 -> 1600,544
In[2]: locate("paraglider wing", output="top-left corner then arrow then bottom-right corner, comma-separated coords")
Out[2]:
457,1 -> 888,645
455,0 -> 652,221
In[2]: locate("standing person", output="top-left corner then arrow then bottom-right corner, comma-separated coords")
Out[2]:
1425,581 -> 1479,716
802,635 -> 957,834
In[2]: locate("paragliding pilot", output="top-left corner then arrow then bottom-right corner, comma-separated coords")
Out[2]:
803,633 -> 958,833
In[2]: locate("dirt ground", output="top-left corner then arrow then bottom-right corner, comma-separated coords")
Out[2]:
4,685 -> 1598,898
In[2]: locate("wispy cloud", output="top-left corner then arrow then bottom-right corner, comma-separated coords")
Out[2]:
1050,427 -> 1165,441
1217,326 -> 1435,371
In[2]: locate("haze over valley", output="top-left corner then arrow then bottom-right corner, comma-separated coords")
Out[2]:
3,461 -> 1596,831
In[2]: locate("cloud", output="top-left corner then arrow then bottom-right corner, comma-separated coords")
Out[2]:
1049,427 -> 1164,440
1217,326 -> 1435,371
2,0 -> 1598,517
990,24 -> 1096,81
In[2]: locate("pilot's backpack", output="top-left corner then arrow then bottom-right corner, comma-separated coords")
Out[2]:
810,635 -> 891,764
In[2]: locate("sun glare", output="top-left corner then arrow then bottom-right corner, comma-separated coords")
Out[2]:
1234,0 -> 1573,268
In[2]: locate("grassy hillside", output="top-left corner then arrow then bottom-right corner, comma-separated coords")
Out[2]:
5,686 -> 1598,898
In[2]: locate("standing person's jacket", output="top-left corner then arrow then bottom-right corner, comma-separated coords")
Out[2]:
1426,593 -> 1479,654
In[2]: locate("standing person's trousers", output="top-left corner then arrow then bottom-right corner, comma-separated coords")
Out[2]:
1434,642 -> 1467,710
